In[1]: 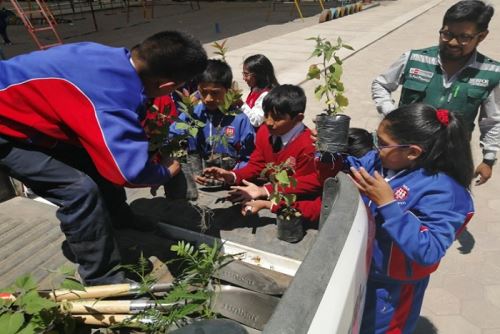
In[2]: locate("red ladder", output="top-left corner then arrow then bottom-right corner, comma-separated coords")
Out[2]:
9,0 -> 63,50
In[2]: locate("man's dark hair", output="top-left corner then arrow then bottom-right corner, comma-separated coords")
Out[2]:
443,0 -> 494,32
263,84 -> 306,118
197,59 -> 233,89
133,30 -> 208,83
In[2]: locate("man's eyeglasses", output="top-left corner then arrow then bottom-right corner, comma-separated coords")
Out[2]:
372,131 -> 411,151
439,29 -> 482,45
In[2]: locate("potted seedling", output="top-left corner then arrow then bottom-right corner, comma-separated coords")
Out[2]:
146,90 -> 205,200
201,40 -> 245,187
262,161 -> 304,243
205,88 -> 243,170
307,36 -> 353,153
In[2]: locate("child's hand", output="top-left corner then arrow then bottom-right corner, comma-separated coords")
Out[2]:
202,167 -> 235,184
228,180 -> 267,203
241,200 -> 272,216
162,158 -> 181,177
349,167 -> 394,206
195,174 -> 209,185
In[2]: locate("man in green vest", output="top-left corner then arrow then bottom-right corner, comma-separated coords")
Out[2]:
372,0 -> 499,185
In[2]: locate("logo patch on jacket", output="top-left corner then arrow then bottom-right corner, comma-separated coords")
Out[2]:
393,185 -> 410,201
409,68 -> 433,82
469,78 -> 489,87
224,126 -> 235,138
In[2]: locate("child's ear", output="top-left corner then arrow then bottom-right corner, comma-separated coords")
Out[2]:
294,113 -> 305,123
407,145 -> 423,161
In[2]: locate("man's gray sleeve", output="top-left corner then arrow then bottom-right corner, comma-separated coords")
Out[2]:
479,83 -> 500,160
371,52 -> 410,116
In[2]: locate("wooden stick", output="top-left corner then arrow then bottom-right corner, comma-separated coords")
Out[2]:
42,282 -> 173,301
72,314 -> 134,326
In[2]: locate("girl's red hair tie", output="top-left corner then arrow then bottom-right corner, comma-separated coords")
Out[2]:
436,109 -> 450,126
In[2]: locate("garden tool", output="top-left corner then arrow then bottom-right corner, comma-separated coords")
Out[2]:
42,282 -> 174,302
213,260 -> 292,295
69,284 -> 280,330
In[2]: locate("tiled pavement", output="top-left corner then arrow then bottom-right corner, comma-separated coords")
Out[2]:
3,0 -> 499,332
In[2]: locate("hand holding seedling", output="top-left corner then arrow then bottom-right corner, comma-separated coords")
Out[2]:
198,167 -> 234,185
349,167 -> 394,206
229,180 -> 267,203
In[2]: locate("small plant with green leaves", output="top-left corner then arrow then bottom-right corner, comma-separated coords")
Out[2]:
0,266 -> 85,334
205,88 -> 244,164
157,89 -> 206,162
114,241 -> 234,333
261,161 -> 302,220
306,36 -> 353,115
211,39 -> 228,63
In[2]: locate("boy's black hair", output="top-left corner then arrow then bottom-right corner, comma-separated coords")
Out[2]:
244,54 -> 279,90
196,59 -> 233,89
384,103 -> 474,188
262,84 -> 306,119
132,30 -> 208,83
348,128 -> 374,158
443,0 -> 494,32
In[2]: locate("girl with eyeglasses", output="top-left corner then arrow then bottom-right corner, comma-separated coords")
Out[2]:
318,103 -> 474,334
241,54 -> 279,127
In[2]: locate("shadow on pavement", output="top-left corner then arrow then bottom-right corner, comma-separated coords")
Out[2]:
456,227 -> 475,254
414,316 -> 438,334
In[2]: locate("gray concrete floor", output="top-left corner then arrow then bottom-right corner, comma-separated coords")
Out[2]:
2,0 -> 500,332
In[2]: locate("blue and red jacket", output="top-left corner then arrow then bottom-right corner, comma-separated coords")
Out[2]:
320,151 -> 474,281
0,42 -> 172,187
170,103 -> 255,169
352,151 -> 474,281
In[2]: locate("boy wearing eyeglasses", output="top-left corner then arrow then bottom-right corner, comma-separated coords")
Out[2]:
371,0 -> 499,185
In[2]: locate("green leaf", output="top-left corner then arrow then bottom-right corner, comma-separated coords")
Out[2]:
275,170 -> 290,186
336,94 -> 349,107
56,265 -> 76,277
194,120 -> 206,128
175,122 -> 189,130
60,278 -> 85,292
307,64 -> 321,80
314,85 -> 326,101
221,135 -> 229,148
188,127 -> 199,138
342,43 -> 354,50
15,320 -> 41,334
0,312 -> 25,334
15,275 -> 37,291
17,291 -> 57,314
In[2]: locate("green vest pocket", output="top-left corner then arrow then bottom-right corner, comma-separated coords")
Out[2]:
400,79 -> 429,106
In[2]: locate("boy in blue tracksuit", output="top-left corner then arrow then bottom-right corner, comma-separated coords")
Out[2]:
171,59 -> 255,169
318,104 -> 474,334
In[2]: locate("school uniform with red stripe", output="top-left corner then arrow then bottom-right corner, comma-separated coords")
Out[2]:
233,124 -> 321,198
323,151 -> 475,334
0,42 -> 171,187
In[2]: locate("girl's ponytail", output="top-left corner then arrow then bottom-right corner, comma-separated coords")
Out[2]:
384,104 -> 474,188
424,109 -> 474,188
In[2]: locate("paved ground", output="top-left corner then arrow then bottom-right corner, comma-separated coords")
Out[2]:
2,0 -> 500,332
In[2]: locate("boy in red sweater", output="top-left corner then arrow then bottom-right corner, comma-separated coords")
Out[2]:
202,84 -> 321,221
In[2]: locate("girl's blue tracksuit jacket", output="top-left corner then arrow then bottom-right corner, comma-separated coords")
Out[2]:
342,151 -> 474,334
